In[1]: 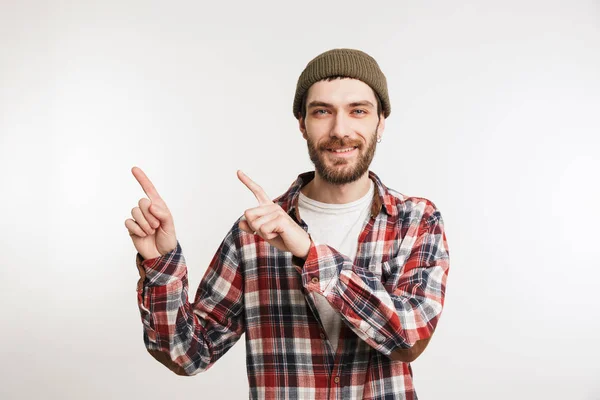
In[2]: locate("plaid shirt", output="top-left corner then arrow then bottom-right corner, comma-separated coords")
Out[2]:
135,170 -> 450,399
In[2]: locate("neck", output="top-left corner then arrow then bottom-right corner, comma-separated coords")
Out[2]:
301,171 -> 372,204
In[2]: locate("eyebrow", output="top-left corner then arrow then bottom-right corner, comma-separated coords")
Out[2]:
307,100 -> 375,109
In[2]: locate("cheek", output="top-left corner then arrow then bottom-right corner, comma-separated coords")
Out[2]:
358,118 -> 378,129
305,118 -> 328,131
305,121 -> 329,139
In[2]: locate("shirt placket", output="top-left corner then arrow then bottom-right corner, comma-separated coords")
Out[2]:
328,329 -> 348,400
332,214 -> 377,400
290,194 -> 380,400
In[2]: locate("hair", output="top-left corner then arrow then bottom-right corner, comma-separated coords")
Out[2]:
298,76 -> 384,121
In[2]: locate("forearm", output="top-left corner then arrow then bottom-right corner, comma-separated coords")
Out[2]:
138,275 -> 215,375
300,239 -> 448,357
136,234 -> 245,375
137,248 -> 215,375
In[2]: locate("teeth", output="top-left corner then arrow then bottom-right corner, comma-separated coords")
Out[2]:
331,147 -> 354,153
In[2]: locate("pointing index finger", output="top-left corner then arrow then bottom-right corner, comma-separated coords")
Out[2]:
237,170 -> 272,205
132,166 -> 163,203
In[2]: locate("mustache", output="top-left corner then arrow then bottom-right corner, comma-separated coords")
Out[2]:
318,138 -> 362,150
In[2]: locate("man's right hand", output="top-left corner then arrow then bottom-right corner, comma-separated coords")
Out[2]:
125,166 -> 178,260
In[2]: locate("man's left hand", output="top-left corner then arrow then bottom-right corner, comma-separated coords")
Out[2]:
237,170 -> 311,259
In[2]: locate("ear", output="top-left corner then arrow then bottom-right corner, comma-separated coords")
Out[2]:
376,113 -> 385,138
298,116 -> 308,140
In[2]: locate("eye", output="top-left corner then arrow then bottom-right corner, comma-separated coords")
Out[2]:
314,109 -> 329,115
353,109 -> 367,115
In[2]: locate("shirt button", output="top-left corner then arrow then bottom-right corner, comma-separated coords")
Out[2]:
311,277 -> 319,284
334,376 -> 340,384
319,332 -> 325,339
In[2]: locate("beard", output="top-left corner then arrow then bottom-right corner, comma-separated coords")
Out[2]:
306,130 -> 378,185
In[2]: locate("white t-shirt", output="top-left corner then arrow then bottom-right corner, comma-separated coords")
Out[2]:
297,179 -> 374,351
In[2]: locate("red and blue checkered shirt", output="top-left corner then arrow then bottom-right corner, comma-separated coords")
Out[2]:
135,170 -> 450,399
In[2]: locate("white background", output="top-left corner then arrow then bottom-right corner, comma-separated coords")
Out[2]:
1,0 -> 599,399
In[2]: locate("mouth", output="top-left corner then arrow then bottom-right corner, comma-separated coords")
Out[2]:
325,146 -> 358,156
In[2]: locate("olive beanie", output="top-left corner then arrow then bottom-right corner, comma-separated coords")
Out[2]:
293,48 -> 391,119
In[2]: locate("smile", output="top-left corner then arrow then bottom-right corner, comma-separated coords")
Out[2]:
325,147 -> 358,157
326,147 -> 358,153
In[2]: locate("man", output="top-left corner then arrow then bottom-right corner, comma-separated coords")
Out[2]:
125,48 -> 450,399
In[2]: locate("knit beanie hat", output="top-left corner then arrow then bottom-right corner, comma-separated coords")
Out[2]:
293,48 -> 391,119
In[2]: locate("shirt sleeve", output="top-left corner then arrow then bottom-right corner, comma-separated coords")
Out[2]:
299,203 -> 450,357
135,222 -> 244,375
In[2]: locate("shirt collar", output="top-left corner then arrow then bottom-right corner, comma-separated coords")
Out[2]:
275,170 -> 398,223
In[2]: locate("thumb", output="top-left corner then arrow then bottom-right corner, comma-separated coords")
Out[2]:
149,204 -> 175,231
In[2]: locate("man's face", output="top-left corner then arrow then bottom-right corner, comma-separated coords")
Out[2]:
299,78 -> 385,185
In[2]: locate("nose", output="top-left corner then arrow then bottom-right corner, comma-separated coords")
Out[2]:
330,112 -> 351,140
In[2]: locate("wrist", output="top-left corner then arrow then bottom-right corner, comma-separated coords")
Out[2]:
298,233 -> 312,259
